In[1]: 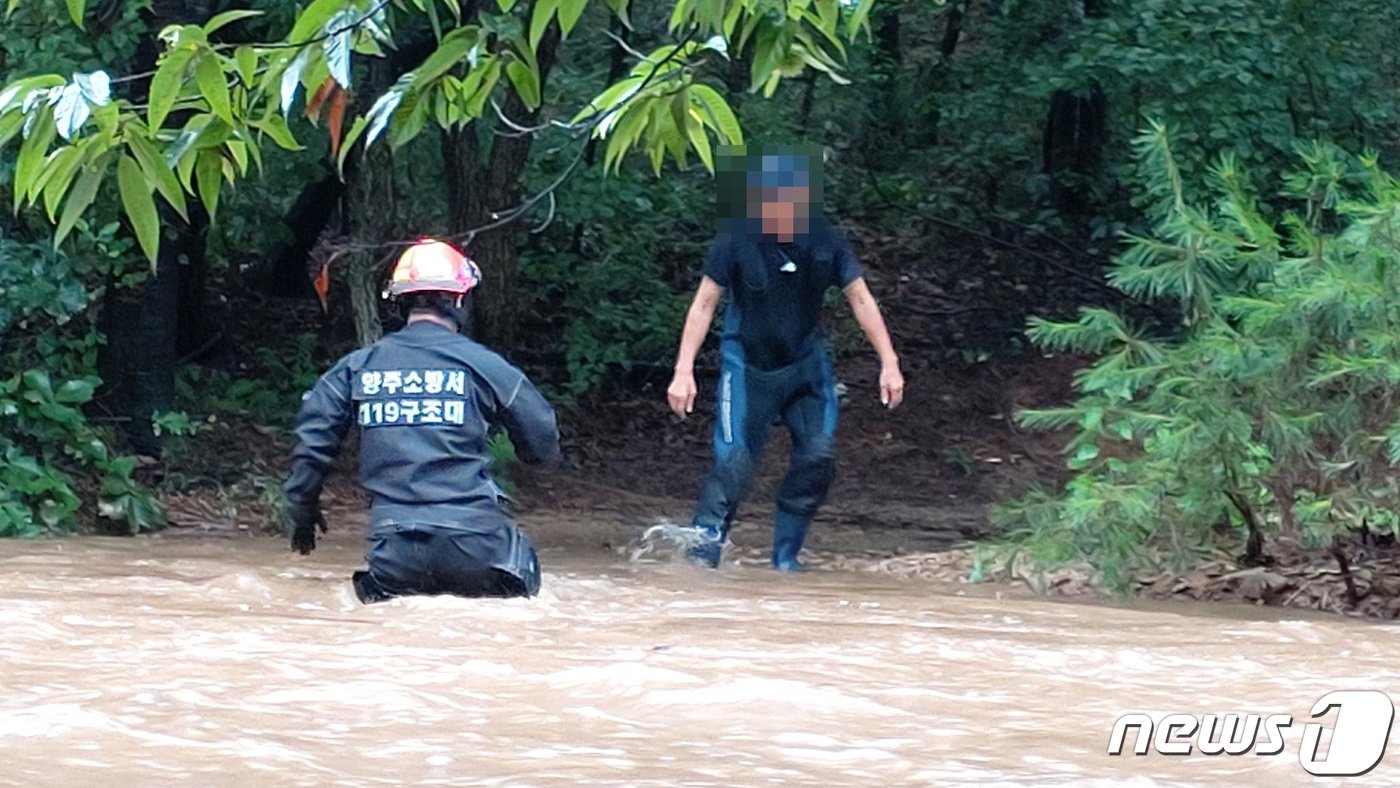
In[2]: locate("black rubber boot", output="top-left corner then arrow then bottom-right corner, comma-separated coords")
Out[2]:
771,509 -> 811,572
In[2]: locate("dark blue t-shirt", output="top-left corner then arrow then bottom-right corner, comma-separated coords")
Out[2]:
703,217 -> 863,371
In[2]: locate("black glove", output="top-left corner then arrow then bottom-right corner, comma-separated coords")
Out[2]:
286,501 -> 327,555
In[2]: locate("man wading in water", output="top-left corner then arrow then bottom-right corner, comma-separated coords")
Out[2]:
666,146 -> 905,571
283,240 -> 562,601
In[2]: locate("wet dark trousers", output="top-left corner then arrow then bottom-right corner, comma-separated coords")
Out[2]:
691,341 -> 838,536
352,521 -> 541,603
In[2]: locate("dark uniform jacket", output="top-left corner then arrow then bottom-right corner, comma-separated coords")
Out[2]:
284,321 -> 561,533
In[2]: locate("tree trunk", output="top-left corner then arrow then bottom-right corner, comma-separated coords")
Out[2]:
442,25 -> 561,350
99,220 -> 182,456
913,1 -> 966,147
863,2 -> 904,166
342,61 -> 399,347
96,0 -> 209,453
442,125 -> 486,334
1039,0 -> 1108,218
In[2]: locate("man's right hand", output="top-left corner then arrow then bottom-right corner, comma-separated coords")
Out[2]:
667,369 -> 698,419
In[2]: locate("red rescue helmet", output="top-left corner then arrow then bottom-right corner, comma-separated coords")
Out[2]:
383,239 -> 481,298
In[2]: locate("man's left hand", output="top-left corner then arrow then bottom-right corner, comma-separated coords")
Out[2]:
879,363 -> 905,410
287,502 -> 327,555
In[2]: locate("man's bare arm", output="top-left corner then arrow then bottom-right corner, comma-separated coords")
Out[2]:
667,277 -> 725,418
844,277 -> 905,409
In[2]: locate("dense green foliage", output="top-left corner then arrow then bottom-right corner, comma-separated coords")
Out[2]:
0,2 -> 162,535
992,125 -> 1400,588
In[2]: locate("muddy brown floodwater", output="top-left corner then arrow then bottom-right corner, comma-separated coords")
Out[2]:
2,523 -> 1399,787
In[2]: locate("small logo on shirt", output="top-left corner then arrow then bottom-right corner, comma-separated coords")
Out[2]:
780,260 -> 797,273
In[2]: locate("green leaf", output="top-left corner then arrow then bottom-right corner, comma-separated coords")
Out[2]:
65,0 -> 84,27
603,103 -> 648,173
1082,407 -> 1103,431
252,115 -> 303,151
496,0 -> 517,9
51,84 -> 92,140
27,145 -> 73,203
813,0 -> 839,41
225,138 -> 249,176
234,47 -> 258,86
54,152 -> 110,247
558,0 -> 587,37
794,41 -> 850,83
195,53 -> 233,124
506,60 -> 541,110
690,84 -> 742,144
1069,443 -> 1100,468
336,115 -> 367,177
844,0 -> 876,41
574,75 -> 642,125
363,86 -> 405,147
117,154 -> 160,265
325,25 -> 353,89
148,49 -> 194,131
749,24 -> 783,92
661,118 -> 687,170
195,150 -> 222,222
415,26 -> 477,84
176,146 -> 197,191
388,92 -> 429,149
464,59 -> 501,116
686,110 -> 713,173
0,112 -> 23,151
668,0 -> 691,32
529,0 -> 559,51
602,0 -> 630,28
422,0 -> 443,40
127,130 -> 188,220
14,109 -> 56,211
54,379 -> 95,404
204,8 -> 263,35
0,76 -> 64,114
22,369 -> 53,399
288,0 -> 342,43
280,48 -> 311,114
39,145 -> 85,221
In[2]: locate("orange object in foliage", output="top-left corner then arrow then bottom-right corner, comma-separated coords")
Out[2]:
328,90 -> 347,160
313,264 -> 331,313
305,78 -> 336,122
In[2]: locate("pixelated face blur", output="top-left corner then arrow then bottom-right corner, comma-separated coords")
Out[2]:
753,185 -> 811,240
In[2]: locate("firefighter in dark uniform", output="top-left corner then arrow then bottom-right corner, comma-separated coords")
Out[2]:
666,151 -> 905,571
283,239 -> 562,602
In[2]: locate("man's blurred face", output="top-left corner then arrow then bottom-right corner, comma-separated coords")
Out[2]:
754,186 -> 811,240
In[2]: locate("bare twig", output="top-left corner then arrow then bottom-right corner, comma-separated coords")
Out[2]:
530,192 -> 557,235
604,29 -> 650,62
